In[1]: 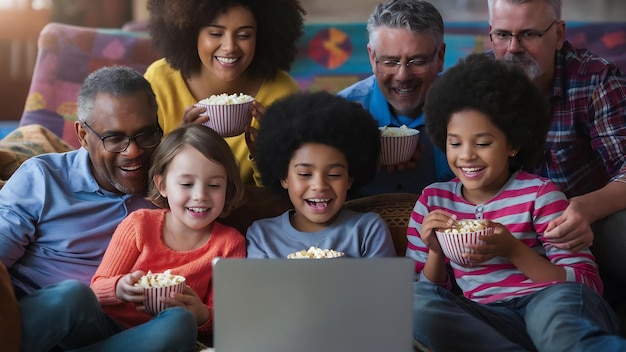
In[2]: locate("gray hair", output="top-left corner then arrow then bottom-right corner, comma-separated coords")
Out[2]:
77,66 -> 158,123
487,0 -> 562,22
367,0 -> 444,50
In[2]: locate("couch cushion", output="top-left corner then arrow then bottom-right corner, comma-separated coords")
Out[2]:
343,193 -> 419,257
19,22 -> 160,149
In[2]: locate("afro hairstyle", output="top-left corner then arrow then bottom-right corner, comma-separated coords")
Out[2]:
147,0 -> 305,79
255,91 -> 381,197
424,53 -> 551,171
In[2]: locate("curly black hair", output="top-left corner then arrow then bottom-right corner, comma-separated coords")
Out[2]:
255,91 -> 381,197
424,53 -> 551,171
147,0 -> 305,79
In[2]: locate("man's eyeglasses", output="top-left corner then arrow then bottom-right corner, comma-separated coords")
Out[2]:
489,20 -> 558,48
81,121 -> 162,153
374,48 -> 438,75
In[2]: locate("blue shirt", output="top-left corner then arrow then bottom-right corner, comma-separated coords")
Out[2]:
0,148 -> 155,295
246,209 -> 396,258
338,75 -> 453,196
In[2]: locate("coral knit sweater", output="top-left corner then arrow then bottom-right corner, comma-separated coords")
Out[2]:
91,209 -> 246,337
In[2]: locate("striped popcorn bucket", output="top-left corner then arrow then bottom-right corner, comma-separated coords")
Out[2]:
143,279 -> 186,316
379,128 -> 420,165
435,227 -> 494,266
197,101 -> 253,138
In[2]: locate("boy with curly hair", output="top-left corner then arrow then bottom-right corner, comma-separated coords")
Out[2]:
247,91 -> 396,258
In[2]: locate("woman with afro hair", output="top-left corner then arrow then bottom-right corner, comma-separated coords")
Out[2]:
408,53 -> 623,351
246,91 -> 396,259
144,0 -> 305,186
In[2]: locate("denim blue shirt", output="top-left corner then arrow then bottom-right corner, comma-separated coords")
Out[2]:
0,148 -> 155,295
338,75 -> 453,196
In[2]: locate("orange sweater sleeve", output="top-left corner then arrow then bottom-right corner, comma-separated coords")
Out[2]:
91,209 -> 150,305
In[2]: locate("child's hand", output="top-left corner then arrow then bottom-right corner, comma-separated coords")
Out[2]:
180,105 -> 209,127
116,270 -> 147,303
463,221 -> 522,266
161,286 -> 211,326
421,210 -> 458,255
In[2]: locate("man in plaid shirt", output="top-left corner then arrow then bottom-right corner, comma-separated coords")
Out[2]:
487,0 -> 626,309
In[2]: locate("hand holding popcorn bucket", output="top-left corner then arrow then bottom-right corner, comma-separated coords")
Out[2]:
435,219 -> 494,266
134,270 -> 186,315
194,93 -> 255,138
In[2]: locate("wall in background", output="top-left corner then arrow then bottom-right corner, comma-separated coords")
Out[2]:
301,0 -> 626,23
131,0 -> 626,24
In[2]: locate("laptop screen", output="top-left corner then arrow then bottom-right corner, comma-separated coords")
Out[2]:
212,257 -> 414,352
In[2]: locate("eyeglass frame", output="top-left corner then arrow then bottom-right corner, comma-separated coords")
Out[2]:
81,120 -> 163,153
373,48 -> 439,75
489,20 -> 558,47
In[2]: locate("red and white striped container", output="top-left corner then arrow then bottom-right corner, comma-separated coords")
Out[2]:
142,277 -> 186,316
435,226 -> 494,266
196,100 -> 253,138
379,126 -> 420,165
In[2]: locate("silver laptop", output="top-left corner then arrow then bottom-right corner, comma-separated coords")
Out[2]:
212,257 -> 414,352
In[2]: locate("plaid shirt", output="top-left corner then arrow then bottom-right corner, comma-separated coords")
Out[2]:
539,41 -> 626,197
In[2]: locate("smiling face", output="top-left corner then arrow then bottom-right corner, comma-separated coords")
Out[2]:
446,109 -> 518,204
280,143 -> 353,232
489,0 -> 564,94
77,91 -> 159,195
154,145 -> 227,235
367,27 -> 444,118
197,5 -> 257,82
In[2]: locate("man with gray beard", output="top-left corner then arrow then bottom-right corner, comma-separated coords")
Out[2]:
488,0 -> 626,323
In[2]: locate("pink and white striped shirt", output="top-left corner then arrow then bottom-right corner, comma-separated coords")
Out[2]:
406,171 -> 602,304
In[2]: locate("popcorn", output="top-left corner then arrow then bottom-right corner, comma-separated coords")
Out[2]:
198,93 -> 254,105
134,270 -> 185,288
436,220 -> 494,266
379,125 -> 419,137
287,246 -> 345,259
443,219 -> 487,234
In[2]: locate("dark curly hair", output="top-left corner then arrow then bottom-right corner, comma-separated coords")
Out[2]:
255,91 -> 381,197
147,0 -> 305,79
424,53 -> 550,171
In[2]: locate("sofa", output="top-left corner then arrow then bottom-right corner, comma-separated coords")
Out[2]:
5,21 -> 626,348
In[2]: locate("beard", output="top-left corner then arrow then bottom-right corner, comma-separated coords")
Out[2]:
503,52 -> 543,81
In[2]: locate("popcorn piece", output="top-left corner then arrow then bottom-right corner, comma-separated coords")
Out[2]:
198,93 -> 254,105
134,269 -> 185,288
287,246 -> 345,259
443,219 -> 487,234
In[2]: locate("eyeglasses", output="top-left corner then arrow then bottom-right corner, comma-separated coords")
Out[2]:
81,121 -> 162,153
374,49 -> 438,75
489,20 -> 557,48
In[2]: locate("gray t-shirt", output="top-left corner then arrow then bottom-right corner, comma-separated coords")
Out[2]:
246,208 -> 396,258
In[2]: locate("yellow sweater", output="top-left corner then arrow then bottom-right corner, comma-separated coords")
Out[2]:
144,58 -> 300,185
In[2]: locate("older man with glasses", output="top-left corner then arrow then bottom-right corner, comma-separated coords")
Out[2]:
338,0 -> 453,197
0,66 -> 160,299
488,0 -> 626,322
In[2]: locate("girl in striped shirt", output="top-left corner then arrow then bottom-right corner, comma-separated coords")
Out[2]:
409,53 -> 626,351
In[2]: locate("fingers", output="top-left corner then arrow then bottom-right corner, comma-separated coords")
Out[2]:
251,100 -> 265,122
180,106 -> 208,127
117,272 -> 146,302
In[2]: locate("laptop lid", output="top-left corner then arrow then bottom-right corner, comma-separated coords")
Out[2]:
213,257 -> 414,352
